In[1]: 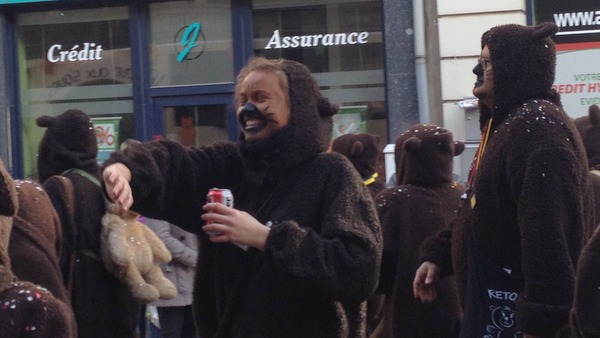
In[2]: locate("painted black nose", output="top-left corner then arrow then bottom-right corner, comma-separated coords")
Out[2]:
241,102 -> 259,113
473,62 -> 483,76
238,103 -> 262,125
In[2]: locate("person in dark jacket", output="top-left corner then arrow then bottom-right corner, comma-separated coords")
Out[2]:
36,109 -> 139,338
372,124 -> 464,338
331,132 -> 387,336
102,57 -> 382,338
413,22 -> 595,338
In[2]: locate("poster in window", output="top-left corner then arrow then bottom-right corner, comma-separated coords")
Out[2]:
92,117 -> 121,164
332,105 -> 367,139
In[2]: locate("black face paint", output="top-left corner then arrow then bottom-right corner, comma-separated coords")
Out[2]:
473,62 -> 484,88
238,103 -> 265,126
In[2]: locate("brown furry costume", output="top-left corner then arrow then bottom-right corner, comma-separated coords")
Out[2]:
9,179 -> 70,305
571,104 -> 600,337
103,58 -> 382,338
373,124 -> 464,338
37,109 -> 139,338
331,133 -> 387,336
0,159 -> 75,338
574,104 -> 600,225
420,23 -> 595,337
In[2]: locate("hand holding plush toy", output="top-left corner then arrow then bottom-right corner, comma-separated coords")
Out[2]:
101,201 -> 177,303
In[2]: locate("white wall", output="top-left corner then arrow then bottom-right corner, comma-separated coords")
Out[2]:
385,1 -> 528,184
437,0 -> 527,182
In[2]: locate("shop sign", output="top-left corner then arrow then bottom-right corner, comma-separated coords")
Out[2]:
264,29 -> 369,49
175,22 -> 205,62
46,42 -> 104,63
553,10 -> 600,37
534,0 -> 600,43
534,0 -> 600,118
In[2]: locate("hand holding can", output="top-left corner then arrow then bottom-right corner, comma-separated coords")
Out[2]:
205,188 -> 234,237
204,188 -> 248,250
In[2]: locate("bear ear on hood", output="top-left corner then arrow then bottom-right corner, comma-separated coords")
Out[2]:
531,22 -> 559,41
589,104 -> 600,126
453,141 -> 465,157
36,115 -> 56,128
403,137 -> 422,153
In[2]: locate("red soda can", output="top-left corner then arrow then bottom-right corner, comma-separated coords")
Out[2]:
205,188 -> 233,237
206,188 -> 234,208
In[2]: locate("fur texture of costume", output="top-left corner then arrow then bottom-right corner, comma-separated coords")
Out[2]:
374,124 -> 464,338
0,159 -> 75,338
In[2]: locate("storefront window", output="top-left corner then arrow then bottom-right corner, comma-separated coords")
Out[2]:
163,104 -> 229,146
149,0 -> 234,86
17,7 -> 134,179
252,0 -> 387,143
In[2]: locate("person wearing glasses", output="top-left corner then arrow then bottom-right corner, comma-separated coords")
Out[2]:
413,22 -> 595,338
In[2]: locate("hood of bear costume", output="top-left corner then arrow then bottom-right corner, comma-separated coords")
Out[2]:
479,22 -> 561,129
36,109 -> 100,183
331,133 -> 381,179
394,124 -> 464,186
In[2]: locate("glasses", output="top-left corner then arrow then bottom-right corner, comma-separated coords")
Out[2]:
478,57 -> 491,71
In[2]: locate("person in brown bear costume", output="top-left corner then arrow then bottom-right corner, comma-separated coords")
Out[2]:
0,158 -> 75,337
331,132 -> 387,335
9,178 -> 71,305
413,23 -> 595,338
101,57 -> 382,338
371,124 -> 464,338
36,109 -> 139,338
570,104 -> 600,338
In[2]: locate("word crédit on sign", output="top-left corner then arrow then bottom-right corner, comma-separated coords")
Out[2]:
47,43 -> 104,63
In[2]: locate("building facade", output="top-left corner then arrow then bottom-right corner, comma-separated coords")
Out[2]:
1,0 -> 407,180
3,0 -> 590,184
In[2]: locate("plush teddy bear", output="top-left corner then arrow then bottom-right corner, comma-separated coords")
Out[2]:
101,202 -> 177,303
